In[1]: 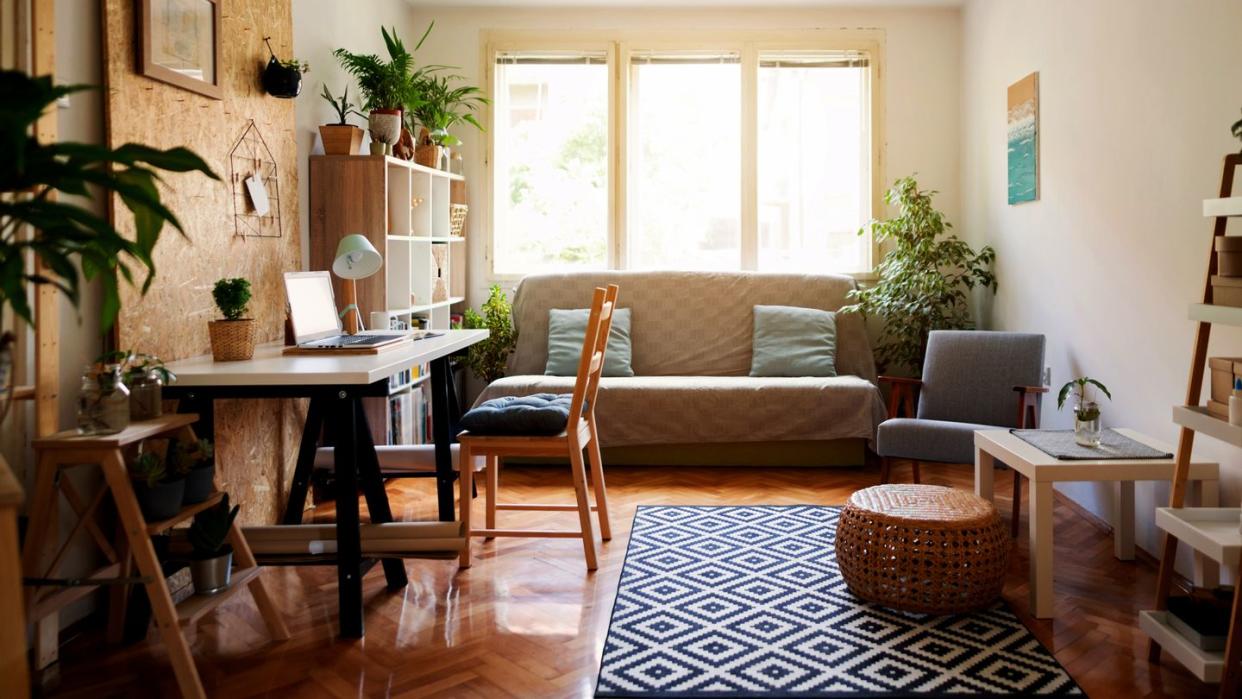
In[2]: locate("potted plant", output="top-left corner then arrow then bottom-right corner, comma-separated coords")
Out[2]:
841,175 -> 997,374
174,437 -> 215,504
319,84 -> 365,155
78,357 -> 131,435
463,284 -> 517,383
408,72 -> 487,169
333,26 -> 424,155
261,38 -> 309,98
208,277 -> 255,361
187,493 -> 240,595
130,449 -> 185,520
1058,377 -> 1112,447
0,72 -> 216,427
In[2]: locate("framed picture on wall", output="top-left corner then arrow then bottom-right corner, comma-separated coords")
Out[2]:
138,0 -> 222,100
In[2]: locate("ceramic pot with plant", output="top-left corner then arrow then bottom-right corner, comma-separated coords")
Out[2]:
319,84 -> 365,155
130,450 -> 185,520
119,352 -> 174,421
187,494 -> 239,595
1058,376 -> 1112,447
77,362 -> 130,435
175,437 -> 216,505
335,26 -> 435,155
208,277 -> 255,362
261,38 -> 308,98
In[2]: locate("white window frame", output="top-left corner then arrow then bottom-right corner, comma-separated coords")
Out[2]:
482,29 -> 885,281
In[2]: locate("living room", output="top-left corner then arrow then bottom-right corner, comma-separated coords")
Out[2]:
2,0 -> 1241,697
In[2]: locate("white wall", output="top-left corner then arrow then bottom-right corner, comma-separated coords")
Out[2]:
400,4 -> 963,307
292,0 -> 419,269
961,0 -> 1242,569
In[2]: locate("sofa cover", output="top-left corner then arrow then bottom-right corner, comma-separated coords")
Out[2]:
475,271 -> 886,448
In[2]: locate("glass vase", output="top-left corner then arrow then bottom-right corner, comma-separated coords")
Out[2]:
78,365 -> 130,435
1074,402 -> 1101,447
129,369 -> 164,421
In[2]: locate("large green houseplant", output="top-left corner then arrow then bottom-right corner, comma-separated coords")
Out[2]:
842,175 -> 996,374
0,71 -> 217,423
333,24 -> 440,154
463,284 -> 517,384
408,72 -> 487,148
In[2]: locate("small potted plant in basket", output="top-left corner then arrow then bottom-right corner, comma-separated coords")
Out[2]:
1058,376 -> 1112,447
208,277 -> 255,362
174,437 -> 216,505
319,84 -> 365,155
129,448 -> 186,520
187,494 -> 240,595
408,72 -> 487,170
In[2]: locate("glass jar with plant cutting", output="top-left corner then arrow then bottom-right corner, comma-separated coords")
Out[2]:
1058,376 -> 1112,447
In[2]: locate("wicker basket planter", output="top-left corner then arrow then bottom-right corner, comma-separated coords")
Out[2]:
835,484 -> 1009,615
208,319 -> 256,362
414,143 -> 441,169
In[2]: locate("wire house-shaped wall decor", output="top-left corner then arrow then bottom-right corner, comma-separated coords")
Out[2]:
229,119 -> 283,238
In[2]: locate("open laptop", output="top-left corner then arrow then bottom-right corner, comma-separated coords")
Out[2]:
284,271 -> 408,350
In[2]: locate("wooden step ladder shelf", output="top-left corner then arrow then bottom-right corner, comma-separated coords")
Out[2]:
1144,153 -> 1242,697
22,414 -> 289,699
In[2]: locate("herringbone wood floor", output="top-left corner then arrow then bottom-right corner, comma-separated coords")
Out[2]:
44,463 -> 1213,698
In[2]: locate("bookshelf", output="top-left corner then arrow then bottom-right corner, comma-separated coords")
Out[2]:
309,155 -> 468,446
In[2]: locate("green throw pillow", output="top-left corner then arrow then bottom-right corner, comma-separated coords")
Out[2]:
749,305 -> 837,377
545,307 -> 634,377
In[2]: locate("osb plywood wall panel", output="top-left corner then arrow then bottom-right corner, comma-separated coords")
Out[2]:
102,0 -> 303,524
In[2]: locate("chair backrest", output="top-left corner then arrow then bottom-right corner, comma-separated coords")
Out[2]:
567,284 -> 619,433
916,330 -> 1045,427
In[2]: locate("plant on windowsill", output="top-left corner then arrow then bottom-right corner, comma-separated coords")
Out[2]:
1057,377 -> 1112,448
840,175 -> 996,375
319,84 -> 365,155
208,277 -> 255,362
0,71 -> 217,427
187,493 -> 240,595
463,284 -> 517,384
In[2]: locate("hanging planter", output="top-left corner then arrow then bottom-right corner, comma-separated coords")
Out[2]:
261,37 -> 308,99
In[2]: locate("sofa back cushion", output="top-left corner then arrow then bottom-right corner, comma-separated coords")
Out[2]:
509,271 -> 877,381
545,307 -> 635,377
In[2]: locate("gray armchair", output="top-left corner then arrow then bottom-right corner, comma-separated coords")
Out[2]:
875,330 -> 1047,536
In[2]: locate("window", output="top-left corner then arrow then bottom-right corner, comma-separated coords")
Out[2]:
487,33 -> 880,277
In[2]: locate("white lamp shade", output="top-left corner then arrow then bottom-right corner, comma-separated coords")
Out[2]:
332,234 -> 382,279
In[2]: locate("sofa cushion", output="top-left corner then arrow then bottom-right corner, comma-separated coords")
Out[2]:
476,375 -> 886,448
749,305 -> 837,377
459,393 -> 575,436
545,307 -> 634,377
876,418 -> 999,464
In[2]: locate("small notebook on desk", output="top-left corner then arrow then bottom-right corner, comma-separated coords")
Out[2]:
282,271 -> 410,354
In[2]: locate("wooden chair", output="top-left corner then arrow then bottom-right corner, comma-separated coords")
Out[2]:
456,284 -> 618,570
875,330 -> 1047,537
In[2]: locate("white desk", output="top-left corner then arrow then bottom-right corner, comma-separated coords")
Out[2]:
974,428 -> 1219,619
163,329 -> 487,638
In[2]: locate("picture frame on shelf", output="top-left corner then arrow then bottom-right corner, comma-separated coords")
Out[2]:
137,0 -> 223,100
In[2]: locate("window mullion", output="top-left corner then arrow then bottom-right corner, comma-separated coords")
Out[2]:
613,41 -> 628,270
740,44 -> 758,271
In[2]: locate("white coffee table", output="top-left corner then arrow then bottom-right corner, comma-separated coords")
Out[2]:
974,428 -> 1220,619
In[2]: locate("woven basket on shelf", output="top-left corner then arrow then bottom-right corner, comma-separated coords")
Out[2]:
835,484 -> 1009,615
208,319 -> 256,362
449,204 -> 468,238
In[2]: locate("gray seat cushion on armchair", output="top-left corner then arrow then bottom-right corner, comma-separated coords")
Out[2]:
876,418 -> 999,464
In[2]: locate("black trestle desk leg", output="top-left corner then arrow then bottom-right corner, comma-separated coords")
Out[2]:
353,400 -> 409,590
332,396 -> 365,638
429,356 -> 456,521
283,396 -> 325,525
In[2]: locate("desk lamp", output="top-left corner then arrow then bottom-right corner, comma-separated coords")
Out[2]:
332,234 -> 382,334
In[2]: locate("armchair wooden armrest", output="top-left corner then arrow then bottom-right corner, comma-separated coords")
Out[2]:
880,376 -> 921,419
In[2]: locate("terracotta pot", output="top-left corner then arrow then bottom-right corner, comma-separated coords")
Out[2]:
208,319 -> 256,362
319,125 -> 364,155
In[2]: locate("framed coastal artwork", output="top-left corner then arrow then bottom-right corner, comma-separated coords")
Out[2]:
1007,71 -> 1038,205
138,0 -> 222,100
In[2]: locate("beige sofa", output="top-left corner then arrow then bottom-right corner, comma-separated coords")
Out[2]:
475,271 -> 886,466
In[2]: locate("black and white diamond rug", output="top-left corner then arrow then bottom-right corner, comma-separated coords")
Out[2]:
595,506 -> 1082,697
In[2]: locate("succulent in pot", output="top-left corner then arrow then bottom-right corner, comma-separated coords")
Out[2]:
261,38 -> 308,98
1057,376 -> 1112,447
187,493 -> 240,595
208,277 -> 255,362
318,84 -> 365,155
129,450 -> 185,520
175,437 -> 216,505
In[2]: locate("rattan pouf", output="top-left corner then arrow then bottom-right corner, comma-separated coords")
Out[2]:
835,484 -> 1010,615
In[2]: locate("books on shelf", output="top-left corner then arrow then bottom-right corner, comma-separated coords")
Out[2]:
387,377 -> 432,445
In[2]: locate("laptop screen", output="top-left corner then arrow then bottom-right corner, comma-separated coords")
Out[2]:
285,272 -> 341,342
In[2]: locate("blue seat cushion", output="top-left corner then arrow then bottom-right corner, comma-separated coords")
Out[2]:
876,417 -> 1000,464
460,393 -> 575,436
